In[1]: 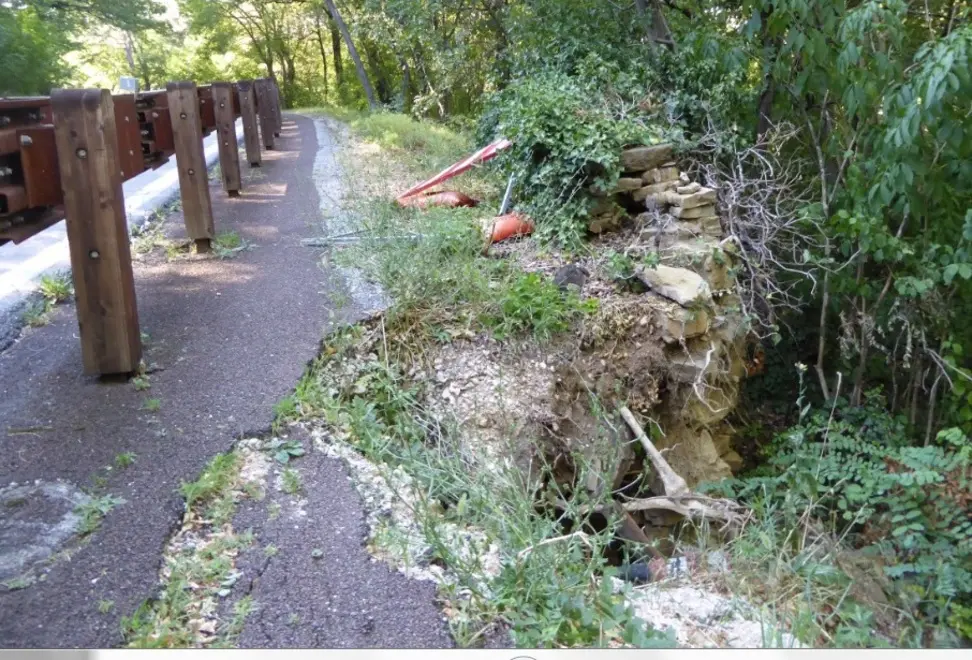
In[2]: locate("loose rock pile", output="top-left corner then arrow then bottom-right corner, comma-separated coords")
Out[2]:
584,143 -> 746,485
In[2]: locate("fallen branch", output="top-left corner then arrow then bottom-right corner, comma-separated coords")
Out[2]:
620,406 -> 689,496
301,234 -> 423,247
619,406 -> 748,529
622,495 -> 748,530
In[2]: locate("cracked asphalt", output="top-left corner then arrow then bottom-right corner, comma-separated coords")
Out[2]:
231,430 -> 451,648
0,114 -> 452,648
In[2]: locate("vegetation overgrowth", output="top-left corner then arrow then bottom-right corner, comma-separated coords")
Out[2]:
5,0 -> 971,647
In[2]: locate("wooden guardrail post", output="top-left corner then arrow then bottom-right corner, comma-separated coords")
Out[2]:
270,80 -> 283,136
236,80 -> 261,167
212,82 -> 242,197
51,89 -> 141,375
255,79 -> 276,150
167,81 -> 215,250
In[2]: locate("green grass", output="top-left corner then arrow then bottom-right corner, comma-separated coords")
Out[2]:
179,452 -> 243,510
75,494 -> 126,536
39,273 -> 73,304
114,452 -> 137,469
132,375 -> 151,392
212,596 -> 256,648
281,468 -> 302,495
123,451 -> 254,648
213,231 -> 251,259
677,489 -> 923,648
122,532 -> 253,648
332,204 -> 594,354
308,106 -> 594,351
264,544 -> 279,558
20,272 -> 74,328
291,333 -> 670,648
274,110 -> 664,647
142,398 -> 162,413
98,599 -> 115,614
131,201 -> 181,257
21,299 -> 50,328
308,108 -> 470,166
2,575 -> 35,590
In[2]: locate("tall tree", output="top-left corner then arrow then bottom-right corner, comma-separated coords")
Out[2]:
313,10 -> 330,103
322,0 -> 377,108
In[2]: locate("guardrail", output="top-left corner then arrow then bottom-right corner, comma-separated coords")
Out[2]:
0,78 -> 283,375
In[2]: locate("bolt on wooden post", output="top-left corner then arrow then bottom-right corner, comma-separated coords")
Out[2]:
51,89 -> 142,376
167,81 -> 215,250
236,80 -> 261,167
212,82 -> 242,197
254,79 -> 276,150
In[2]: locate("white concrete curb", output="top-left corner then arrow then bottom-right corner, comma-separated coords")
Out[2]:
0,120 -> 245,319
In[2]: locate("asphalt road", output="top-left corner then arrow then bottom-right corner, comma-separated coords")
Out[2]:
0,114 -> 451,648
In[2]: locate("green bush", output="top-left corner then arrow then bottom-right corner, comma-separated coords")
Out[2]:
487,271 -> 597,340
719,387 -> 972,643
480,62 -> 660,245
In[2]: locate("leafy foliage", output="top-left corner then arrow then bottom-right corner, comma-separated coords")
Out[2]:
264,438 -> 306,465
482,63 -> 658,245
719,388 -> 972,642
488,271 -> 597,340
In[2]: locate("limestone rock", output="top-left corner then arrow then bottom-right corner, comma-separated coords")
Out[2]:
637,264 -> 712,307
590,197 -> 620,215
639,223 -> 681,249
649,295 -> 710,343
685,381 -> 739,426
588,211 -> 624,234
676,182 -> 701,195
711,311 -> 747,348
711,432 -> 744,473
654,426 -> 732,489
655,187 -> 717,209
671,204 -> 717,220
642,166 -> 680,184
658,239 -> 720,272
666,343 -> 718,383
615,177 -> 645,192
632,180 -> 677,202
620,144 -> 674,172
670,217 -> 722,240
702,251 -> 733,291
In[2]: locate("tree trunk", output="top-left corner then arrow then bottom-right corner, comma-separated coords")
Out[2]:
755,12 -> 777,142
400,58 -> 411,113
364,42 -> 391,104
756,82 -> 775,141
635,0 -> 676,51
323,0 -> 377,109
123,32 -> 137,79
314,14 -> 329,103
483,0 -> 510,83
330,20 -> 343,88
283,55 -> 297,108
